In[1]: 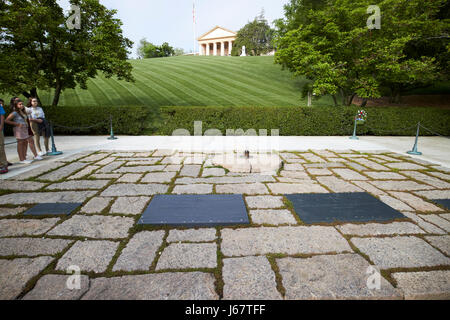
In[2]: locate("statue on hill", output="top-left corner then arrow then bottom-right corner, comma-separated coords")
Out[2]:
240,46 -> 247,57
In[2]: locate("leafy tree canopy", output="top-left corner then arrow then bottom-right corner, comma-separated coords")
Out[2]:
275,0 -> 449,105
137,39 -> 175,59
233,11 -> 275,56
0,0 -> 134,106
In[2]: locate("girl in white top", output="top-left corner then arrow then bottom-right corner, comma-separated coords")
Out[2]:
27,97 -> 49,156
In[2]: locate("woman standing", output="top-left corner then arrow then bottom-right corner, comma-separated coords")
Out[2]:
5,99 -> 43,164
27,97 -> 49,156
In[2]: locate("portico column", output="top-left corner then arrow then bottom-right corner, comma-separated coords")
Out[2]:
221,41 -> 225,56
228,41 -> 232,56
213,42 -> 217,56
206,43 -> 210,56
199,44 -> 203,56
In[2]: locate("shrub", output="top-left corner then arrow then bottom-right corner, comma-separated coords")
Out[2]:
155,106 -> 450,136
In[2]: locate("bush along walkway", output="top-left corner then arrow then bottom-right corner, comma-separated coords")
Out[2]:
0,149 -> 449,300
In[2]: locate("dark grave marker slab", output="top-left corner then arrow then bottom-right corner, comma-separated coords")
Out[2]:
285,193 -> 406,224
431,199 -> 450,210
139,194 -> 249,227
24,203 -> 82,216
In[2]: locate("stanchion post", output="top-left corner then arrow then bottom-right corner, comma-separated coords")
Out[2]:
47,122 -> 63,156
407,122 -> 422,155
108,115 -> 118,140
349,116 -> 359,140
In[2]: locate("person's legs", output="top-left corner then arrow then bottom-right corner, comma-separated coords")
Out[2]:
27,137 -> 38,157
0,131 -> 8,168
17,140 -> 26,161
44,136 -> 50,153
30,122 -> 42,153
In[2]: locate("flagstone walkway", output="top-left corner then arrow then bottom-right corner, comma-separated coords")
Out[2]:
0,149 -> 449,300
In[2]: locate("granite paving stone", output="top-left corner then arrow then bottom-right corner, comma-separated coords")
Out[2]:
80,197 -> 113,214
392,271 -> 450,300
249,210 -> 297,225
47,215 -> 134,239
400,171 -> 450,189
22,274 -> 90,300
316,176 -> 363,193
172,184 -> 213,194
113,231 -> 165,272
0,181 -> 47,191
114,165 -> 166,173
117,174 -> 143,183
101,184 -> 168,197
352,181 -> 387,196
280,171 -> 311,179
277,254 -> 401,300
424,235 -> 450,255
306,168 -> 333,176
267,183 -> 328,194
11,162 -> 65,180
180,165 -> 201,177
352,159 -> 389,171
167,229 -> 217,243
0,257 -> 54,300
364,171 -> 406,180
202,168 -> 226,177
351,236 -> 450,269
94,157 -> 116,166
46,180 -> 110,191
0,218 -> 60,237
56,240 -> 119,273
67,165 -> 100,180
0,191 -> 96,205
337,222 -> 425,236
216,183 -> 269,195
0,207 -> 26,217
401,212 -> 446,234
38,162 -> 89,181
332,169 -> 368,180
389,192 -> 443,212
386,162 -> 427,170
419,214 -> 450,232
165,164 -> 182,172
413,190 -> 450,200
246,196 -> 285,209
82,272 -> 218,300
0,238 -> 72,257
283,164 -> 305,171
81,154 -> 109,162
379,196 -> 414,211
369,180 -> 434,191
156,243 -> 217,270
440,213 -> 450,221
89,173 -> 122,179
141,172 -> 176,183
428,171 -> 450,181
223,256 -> 282,300
97,161 -> 125,173
110,196 -> 151,215
221,226 -> 351,257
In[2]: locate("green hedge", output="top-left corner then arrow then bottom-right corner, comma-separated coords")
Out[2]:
156,106 -> 450,136
2,104 -> 449,137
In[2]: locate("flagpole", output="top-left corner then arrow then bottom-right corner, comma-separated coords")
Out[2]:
193,1 -> 196,55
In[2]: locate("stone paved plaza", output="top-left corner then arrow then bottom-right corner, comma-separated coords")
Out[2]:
0,149 -> 449,300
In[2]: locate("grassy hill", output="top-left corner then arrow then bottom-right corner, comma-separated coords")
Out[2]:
39,56 -> 333,107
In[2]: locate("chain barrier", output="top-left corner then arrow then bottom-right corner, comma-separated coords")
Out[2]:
418,124 -> 450,140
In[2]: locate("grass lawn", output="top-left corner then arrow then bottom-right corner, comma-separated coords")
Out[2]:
38,56 -> 334,107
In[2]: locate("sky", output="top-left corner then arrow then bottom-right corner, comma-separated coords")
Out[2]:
56,0 -> 290,58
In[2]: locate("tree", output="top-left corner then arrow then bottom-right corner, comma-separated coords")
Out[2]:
173,48 -> 185,56
137,39 -> 175,59
233,11 -> 275,56
0,0 -> 134,106
274,0 -> 448,106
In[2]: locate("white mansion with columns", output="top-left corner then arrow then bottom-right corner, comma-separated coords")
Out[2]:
198,26 -> 236,56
